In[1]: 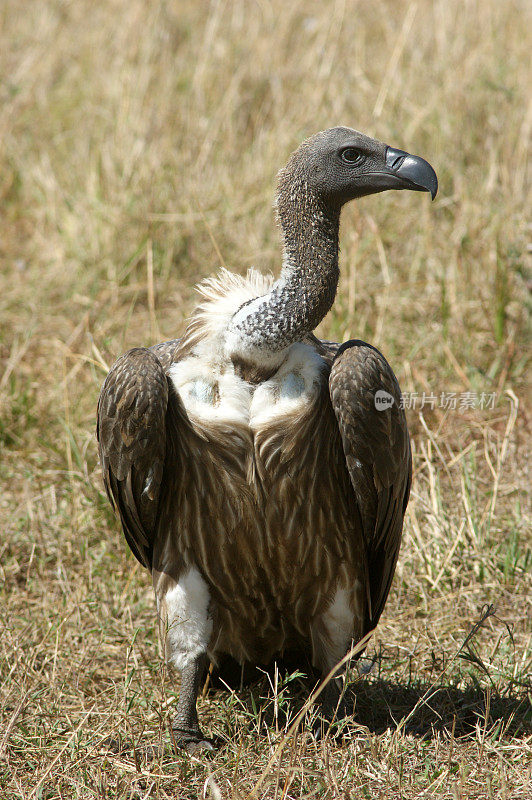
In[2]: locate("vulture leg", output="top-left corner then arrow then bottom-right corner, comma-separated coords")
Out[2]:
154,567 -> 214,752
319,674 -> 346,721
316,659 -> 351,735
311,582 -> 361,733
171,653 -> 214,752
311,660 -> 349,741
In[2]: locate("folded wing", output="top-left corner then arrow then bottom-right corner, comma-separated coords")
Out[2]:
97,347 -> 170,568
329,340 -> 411,630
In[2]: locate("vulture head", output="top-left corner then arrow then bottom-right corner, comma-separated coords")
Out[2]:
277,126 -> 438,211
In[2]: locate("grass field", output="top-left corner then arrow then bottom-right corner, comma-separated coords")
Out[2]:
1,0 -> 531,797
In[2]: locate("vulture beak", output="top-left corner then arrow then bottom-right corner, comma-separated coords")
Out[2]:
383,146 -> 438,200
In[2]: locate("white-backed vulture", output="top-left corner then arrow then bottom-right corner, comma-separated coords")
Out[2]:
97,127 -> 437,751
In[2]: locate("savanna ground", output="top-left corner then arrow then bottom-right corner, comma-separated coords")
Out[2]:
1,0 -> 531,797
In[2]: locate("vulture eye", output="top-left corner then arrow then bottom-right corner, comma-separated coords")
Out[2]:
340,147 -> 364,165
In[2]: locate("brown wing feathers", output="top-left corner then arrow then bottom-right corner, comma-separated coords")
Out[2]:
97,347 -> 169,569
329,340 -> 411,629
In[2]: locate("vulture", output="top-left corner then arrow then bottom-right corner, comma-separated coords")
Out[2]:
97,127 -> 437,751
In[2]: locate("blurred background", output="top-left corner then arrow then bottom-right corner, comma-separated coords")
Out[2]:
1,1 -> 530,797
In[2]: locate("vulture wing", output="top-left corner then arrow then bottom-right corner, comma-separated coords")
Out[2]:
97,346 -> 175,568
329,340 -> 411,630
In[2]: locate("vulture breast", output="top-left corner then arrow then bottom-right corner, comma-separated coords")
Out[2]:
169,341 -> 325,430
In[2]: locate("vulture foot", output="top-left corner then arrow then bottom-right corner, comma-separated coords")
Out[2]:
312,679 -> 352,740
171,724 -> 215,754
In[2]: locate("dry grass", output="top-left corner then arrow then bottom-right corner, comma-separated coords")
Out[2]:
1,0 -> 531,797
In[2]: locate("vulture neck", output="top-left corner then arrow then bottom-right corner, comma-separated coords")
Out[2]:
226,178 -> 341,376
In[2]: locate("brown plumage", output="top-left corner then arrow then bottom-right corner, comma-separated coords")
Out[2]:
97,127 -> 437,751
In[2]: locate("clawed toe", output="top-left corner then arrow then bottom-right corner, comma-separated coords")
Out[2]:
183,738 -> 216,754
171,725 -> 216,754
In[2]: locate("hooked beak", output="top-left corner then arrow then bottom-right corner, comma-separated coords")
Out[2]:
382,146 -> 438,200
